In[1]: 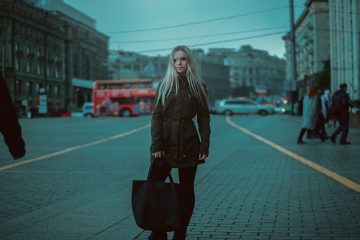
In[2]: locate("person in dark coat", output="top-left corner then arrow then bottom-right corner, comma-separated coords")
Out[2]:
148,46 -> 211,240
0,73 -> 26,159
330,83 -> 352,144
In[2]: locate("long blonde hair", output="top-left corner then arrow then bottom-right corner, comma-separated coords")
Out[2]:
156,45 -> 209,108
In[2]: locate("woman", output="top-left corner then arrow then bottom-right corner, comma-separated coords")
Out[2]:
149,46 -> 211,240
297,86 -> 320,144
314,88 -> 329,141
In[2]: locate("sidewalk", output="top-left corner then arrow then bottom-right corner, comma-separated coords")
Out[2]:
1,115 -> 359,240
133,115 -> 360,239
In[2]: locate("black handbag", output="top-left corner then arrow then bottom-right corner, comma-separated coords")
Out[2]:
131,164 -> 181,231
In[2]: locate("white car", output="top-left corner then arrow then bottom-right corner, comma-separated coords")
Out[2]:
82,102 -> 94,117
213,98 -> 275,116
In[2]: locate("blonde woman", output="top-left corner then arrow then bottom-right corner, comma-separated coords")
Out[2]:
148,46 -> 211,240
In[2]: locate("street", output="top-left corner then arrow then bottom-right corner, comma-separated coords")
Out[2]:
0,115 -> 360,240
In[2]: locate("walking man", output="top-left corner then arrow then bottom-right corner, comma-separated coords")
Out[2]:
0,73 -> 26,159
330,83 -> 352,145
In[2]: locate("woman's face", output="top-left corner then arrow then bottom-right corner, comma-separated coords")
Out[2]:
173,50 -> 188,75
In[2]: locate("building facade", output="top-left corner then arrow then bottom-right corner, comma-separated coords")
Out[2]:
109,49 -> 230,103
0,0 -> 67,114
192,49 -> 230,103
108,50 -> 168,80
329,0 -> 360,100
209,45 -> 286,97
283,33 -> 297,93
31,0 -> 108,108
0,0 -> 108,114
283,0 -> 330,99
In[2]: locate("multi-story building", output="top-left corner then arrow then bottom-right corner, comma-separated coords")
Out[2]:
209,45 -> 286,97
108,50 -> 168,79
0,0 -> 108,114
192,49 -> 230,103
32,0 -> 109,108
329,0 -> 360,100
109,49 -> 230,103
0,0 -> 67,114
282,33 -> 297,93
283,0 -> 330,98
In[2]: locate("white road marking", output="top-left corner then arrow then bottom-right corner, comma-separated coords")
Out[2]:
0,124 -> 150,171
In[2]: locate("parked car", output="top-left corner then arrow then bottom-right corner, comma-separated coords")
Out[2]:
350,100 -> 360,114
213,98 -> 275,116
82,102 -> 94,117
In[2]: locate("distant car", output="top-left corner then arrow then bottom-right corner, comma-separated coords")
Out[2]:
213,98 -> 275,116
350,100 -> 360,114
82,102 -> 94,117
274,106 -> 286,114
261,102 -> 286,114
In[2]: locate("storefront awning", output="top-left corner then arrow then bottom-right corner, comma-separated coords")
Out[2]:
72,78 -> 94,89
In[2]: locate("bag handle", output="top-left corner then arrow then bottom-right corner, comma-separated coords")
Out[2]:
147,162 -> 174,183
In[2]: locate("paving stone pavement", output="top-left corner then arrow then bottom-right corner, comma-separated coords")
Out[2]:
136,115 -> 360,240
1,115 -> 359,240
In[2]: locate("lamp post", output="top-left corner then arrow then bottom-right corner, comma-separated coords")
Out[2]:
289,0 -> 298,114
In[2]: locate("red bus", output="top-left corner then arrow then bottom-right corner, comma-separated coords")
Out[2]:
92,79 -> 160,117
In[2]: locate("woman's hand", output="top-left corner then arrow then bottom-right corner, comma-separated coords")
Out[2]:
152,151 -> 166,159
198,154 -> 206,164
198,154 -> 206,161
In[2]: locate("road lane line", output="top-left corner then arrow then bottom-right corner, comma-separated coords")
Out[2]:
226,117 -> 360,193
0,124 -> 150,171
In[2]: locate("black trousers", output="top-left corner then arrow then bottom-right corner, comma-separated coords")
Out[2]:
148,163 -> 197,232
331,111 -> 349,142
315,113 -> 328,139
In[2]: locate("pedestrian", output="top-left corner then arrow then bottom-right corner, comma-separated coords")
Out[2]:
0,73 -> 26,159
314,88 -> 329,141
321,89 -> 331,126
297,86 -> 320,144
148,45 -> 211,240
330,83 -> 352,144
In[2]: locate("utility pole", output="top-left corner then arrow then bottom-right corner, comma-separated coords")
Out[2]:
289,0 -> 297,114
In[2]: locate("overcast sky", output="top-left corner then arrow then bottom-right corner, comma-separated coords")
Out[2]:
64,0 -> 304,58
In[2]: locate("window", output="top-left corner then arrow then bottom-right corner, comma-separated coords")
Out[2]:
225,100 -> 254,105
36,48 -> 41,57
16,59 -> 20,71
113,98 -> 135,104
55,67 -> 59,78
26,61 -> 31,73
47,65 -> 50,77
225,100 -> 242,105
25,82 -> 30,95
35,83 -> 40,93
47,85 -> 52,97
16,80 -> 21,95
37,63 -> 41,75
54,85 -> 60,98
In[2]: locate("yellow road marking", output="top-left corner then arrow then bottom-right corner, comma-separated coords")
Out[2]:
0,124 -> 150,171
226,117 -> 360,193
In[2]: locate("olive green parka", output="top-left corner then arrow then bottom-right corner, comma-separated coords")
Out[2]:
150,78 -> 211,168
